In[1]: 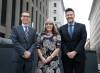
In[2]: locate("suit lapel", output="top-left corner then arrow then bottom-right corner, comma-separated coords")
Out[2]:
28,27 -> 32,38
27,26 -> 34,42
64,24 -> 71,40
72,22 -> 78,39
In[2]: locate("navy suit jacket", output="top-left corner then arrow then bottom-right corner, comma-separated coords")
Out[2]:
10,25 -> 37,61
59,22 -> 87,61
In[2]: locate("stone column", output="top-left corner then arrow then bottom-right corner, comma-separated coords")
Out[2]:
5,0 -> 12,38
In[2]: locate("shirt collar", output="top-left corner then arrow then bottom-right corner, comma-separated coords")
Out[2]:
68,22 -> 75,26
22,24 -> 29,27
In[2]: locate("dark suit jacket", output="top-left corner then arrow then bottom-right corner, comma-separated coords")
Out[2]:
10,25 -> 37,61
59,22 -> 87,61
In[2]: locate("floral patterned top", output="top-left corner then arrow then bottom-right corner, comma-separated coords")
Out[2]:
36,33 -> 62,73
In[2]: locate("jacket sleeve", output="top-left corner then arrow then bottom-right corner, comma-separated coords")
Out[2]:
61,42 -> 69,54
59,28 -> 69,54
75,24 -> 87,54
10,27 -> 25,56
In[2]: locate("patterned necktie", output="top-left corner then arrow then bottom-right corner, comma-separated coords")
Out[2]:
24,26 -> 29,40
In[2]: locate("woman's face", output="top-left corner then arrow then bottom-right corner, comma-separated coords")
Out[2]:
45,23 -> 54,32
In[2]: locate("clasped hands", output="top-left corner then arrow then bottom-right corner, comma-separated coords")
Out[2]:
23,50 -> 31,59
66,51 -> 77,59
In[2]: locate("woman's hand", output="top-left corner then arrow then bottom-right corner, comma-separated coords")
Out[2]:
46,56 -> 52,63
41,57 -> 47,64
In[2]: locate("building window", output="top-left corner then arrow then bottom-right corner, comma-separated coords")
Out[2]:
31,7 -> 34,23
32,0 -> 34,3
46,10 -> 48,17
26,2 -> 29,11
39,14 -> 41,32
36,11 -> 38,30
0,33 -> 5,38
54,17 -> 56,21
20,0 -> 23,15
19,0 -> 23,24
53,10 -> 56,14
36,0 -> 38,6
46,0 -> 48,5
11,0 -> 16,28
31,7 -> 34,27
54,3 -> 56,7
40,2 -> 41,10
43,6 -> 44,14
43,17 -> 44,26
1,0 -> 7,26
42,17 -> 44,31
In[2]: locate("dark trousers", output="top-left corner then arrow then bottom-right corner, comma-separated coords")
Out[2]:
15,60 -> 33,73
62,57 -> 85,73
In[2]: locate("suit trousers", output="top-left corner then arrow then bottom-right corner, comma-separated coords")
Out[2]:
62,56 -> 85,73
15,60 -> 33,73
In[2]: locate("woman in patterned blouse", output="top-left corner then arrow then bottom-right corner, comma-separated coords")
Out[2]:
36,18 -> 63,73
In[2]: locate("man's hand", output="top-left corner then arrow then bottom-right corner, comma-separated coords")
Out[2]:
23,51 -> 31,59
66,51 -> 77,59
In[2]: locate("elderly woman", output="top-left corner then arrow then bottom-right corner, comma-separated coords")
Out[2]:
36,18 -> 63,73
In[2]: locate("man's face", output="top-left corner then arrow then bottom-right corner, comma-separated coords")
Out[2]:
65,11 -> 75,23
21,12 -> 31,24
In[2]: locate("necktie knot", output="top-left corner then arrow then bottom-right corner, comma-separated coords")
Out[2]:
24,25 -> 28,29
69,24 -> 73,27
24,26 -> 28,31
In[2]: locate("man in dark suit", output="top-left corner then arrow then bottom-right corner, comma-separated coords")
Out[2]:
59,8 -> 87,73
10,11 -> 37,73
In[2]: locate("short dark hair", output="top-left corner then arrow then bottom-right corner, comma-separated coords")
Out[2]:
65,8 -> 74,13
22,11 -> 30,14
21,11 -> 30,16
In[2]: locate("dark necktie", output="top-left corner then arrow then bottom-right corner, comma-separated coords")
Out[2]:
24,26 -> 29,40
69,24 -> 73,38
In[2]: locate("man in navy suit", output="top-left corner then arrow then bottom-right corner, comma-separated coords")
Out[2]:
59,8 -> 87,73
10,11 -> 37,73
